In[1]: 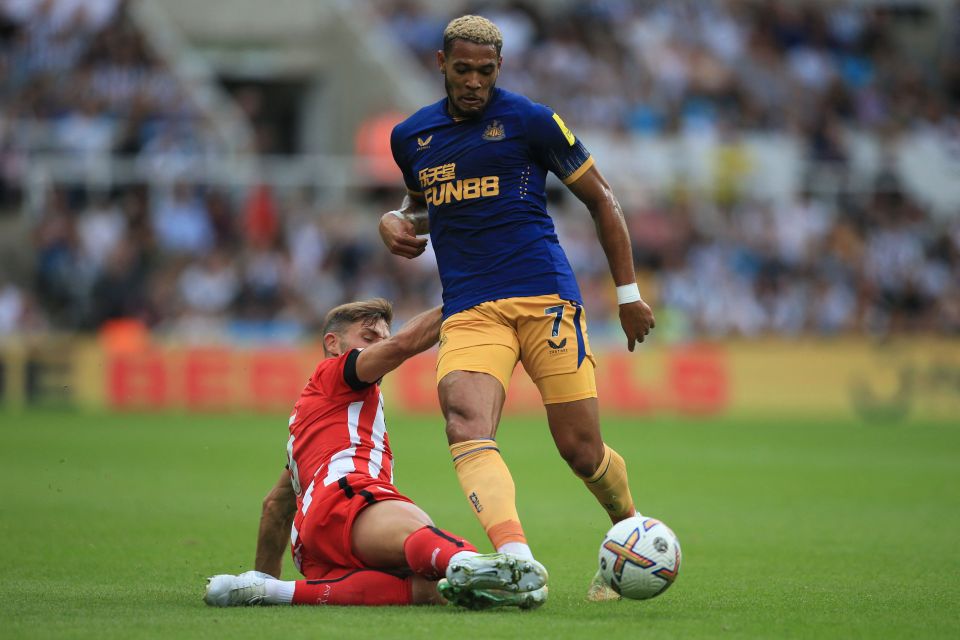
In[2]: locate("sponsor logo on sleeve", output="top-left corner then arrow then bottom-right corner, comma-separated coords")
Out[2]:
552,113 -> 575,145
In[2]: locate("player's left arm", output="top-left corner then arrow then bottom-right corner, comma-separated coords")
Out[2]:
527,104 -> 655,351
525,105 -> 654,351
566,166 -> 655,351
254,469 -> 297,578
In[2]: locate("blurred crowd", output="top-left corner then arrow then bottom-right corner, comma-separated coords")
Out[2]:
6,182 -> 442,341
579,186 -> 960,337
0,0 -> 215,206
380,0 -> 960,145
1,0 -> 959,340
5,175 -> 957,341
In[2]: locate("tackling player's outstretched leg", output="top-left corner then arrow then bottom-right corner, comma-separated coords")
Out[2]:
204,300 -> 546,610
205,571 -> 548,610
204,506 -> 548,608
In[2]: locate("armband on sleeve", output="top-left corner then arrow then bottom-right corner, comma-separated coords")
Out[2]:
342,349 -> 373,391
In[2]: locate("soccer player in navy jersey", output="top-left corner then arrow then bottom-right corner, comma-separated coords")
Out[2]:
204,299 -> 546,610
379,15 -> 656,600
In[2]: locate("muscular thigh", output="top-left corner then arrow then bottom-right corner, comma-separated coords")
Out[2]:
436,302 -> 520,393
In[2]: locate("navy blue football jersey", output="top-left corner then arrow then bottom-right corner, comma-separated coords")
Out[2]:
390,88 -> 594,318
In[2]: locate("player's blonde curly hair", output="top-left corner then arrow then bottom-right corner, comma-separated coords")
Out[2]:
443,15 -> 503,56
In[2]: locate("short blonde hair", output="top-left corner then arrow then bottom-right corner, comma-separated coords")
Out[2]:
443,15 -> 502,56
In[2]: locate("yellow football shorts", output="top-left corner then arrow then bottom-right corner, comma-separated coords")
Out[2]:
436,294 -> 598,404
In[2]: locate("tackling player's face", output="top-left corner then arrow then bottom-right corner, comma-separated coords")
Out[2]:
344,318 -> 390,353
438,39 -> 501,119
328,319 -> 390,356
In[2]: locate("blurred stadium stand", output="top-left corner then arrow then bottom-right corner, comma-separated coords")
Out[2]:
0,0 -> 958,350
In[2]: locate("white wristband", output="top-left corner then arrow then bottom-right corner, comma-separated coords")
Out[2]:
387,210 -> 406,220
616,283 -> 642,305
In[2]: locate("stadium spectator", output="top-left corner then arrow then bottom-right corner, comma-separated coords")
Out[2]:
150,183 -> 215,256
0,279 -> 46,334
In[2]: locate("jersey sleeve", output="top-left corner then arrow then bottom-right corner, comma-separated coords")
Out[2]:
390,125 -> 424,197
342,348 -> 374,391
315,351 -> 370,397
524,104 -> 595,185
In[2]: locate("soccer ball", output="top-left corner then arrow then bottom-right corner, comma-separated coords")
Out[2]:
598,515 -> 681,600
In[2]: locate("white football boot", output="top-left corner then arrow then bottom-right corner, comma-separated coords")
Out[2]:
446,552 -> 548,593
203,571 -> 271,606
438,579 -> 548,610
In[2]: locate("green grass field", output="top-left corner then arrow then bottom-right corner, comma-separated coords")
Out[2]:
1,409 -> 958,638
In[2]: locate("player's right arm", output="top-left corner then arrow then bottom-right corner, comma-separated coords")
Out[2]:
254,469 -> 297,578
380,123 -> 430,259
352,305 -> 443,385
379,193 -> 429,259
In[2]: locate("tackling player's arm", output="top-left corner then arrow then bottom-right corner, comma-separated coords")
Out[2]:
254,469 -> 297,578
352,305 -> 443,385
379,192 -> 429,259
567,166 -> 655,351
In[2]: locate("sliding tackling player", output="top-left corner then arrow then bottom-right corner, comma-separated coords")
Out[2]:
379,15 -> 655,600
204,299 -> 546,610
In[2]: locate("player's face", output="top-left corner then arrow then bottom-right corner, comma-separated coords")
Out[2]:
437,40 -> 501,119
337,318 -> 390,354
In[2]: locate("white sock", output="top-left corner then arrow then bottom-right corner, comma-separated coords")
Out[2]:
263,578 -> 296,605
449,550 -> 480,565
445,550 -> 480,580
497,542 -> 534,560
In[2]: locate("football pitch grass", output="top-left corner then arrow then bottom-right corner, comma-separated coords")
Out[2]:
1,409 -> 957,639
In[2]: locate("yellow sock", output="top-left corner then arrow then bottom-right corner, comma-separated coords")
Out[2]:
449,439 -> 527,549
580,444 -> 636,522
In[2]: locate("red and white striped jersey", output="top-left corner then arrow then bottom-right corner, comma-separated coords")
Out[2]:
285,350 -> 394,502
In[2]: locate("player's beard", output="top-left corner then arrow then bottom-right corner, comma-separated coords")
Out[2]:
445,74 -> 496,120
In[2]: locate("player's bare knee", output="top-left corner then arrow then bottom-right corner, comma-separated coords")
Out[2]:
439,372 -> 504,443
445,412 -> 490,444
559,440 -> 604,477
568,451 -> 600,478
